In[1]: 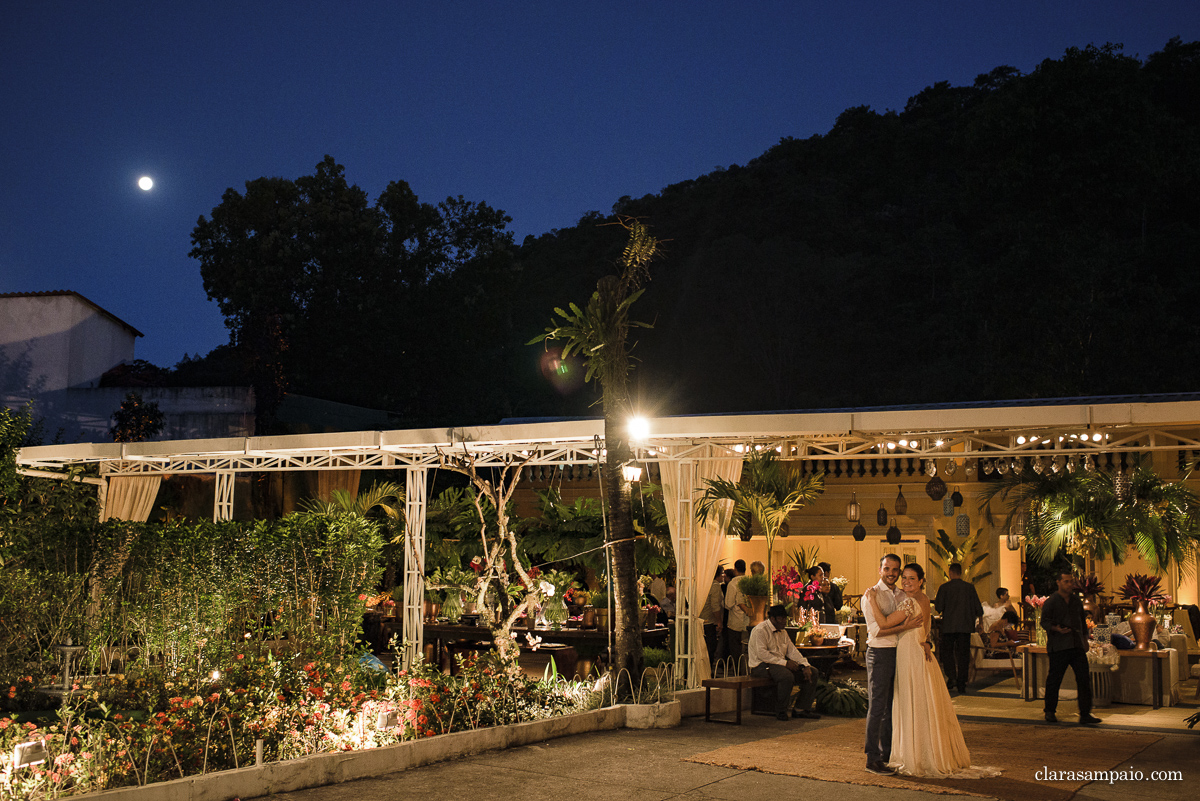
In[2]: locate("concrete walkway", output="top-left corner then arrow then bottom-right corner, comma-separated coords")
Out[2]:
263,674 -> 1199,801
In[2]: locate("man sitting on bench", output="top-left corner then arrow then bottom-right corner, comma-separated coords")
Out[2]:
749,604 -> 821,721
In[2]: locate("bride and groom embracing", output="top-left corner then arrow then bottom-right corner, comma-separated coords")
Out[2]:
863,553 -> 999,779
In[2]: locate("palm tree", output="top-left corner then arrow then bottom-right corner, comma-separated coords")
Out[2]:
529,218 -> 659,689
980,464 -> 1200,575
696,450 -> 824,596
926,527 -> 992,585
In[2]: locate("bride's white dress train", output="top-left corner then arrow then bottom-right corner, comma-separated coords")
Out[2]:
889,610 -> 1000,778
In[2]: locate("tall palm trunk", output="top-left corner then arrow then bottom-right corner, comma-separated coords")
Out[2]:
603,404 -> 641,691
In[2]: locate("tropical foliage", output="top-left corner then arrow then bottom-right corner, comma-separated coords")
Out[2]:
926,527 -> 992,585
696,450 -> 824,594
981,465 -> 1200,574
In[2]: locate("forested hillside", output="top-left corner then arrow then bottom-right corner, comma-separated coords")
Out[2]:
189,40 -> 1200,431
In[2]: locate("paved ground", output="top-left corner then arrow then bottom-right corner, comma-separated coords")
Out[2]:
263,673 -> 1199,801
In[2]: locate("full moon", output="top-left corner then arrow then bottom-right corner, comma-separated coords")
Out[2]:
138,176 -> 154,191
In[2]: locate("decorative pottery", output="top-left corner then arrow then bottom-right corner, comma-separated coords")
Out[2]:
747,595 -> 769,627
1127,600 -> 1155,650
810,632 -> 825,646
1081,595 -> 1099,623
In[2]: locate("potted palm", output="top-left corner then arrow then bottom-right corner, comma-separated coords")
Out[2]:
696,450 -> 824,599
737,572 -> 771,627
1116,573 -> 1167,650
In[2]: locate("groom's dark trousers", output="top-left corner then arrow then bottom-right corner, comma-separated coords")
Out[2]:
864,646 -> 897,764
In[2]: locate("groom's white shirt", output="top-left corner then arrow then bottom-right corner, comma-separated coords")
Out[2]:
864,578 -> 906,648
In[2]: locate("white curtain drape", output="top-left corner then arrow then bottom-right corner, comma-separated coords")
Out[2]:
660,443 -> 743,684
100,476 -> 162,522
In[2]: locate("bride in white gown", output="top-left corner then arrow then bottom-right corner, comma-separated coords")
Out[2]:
867,564 -> 1000,779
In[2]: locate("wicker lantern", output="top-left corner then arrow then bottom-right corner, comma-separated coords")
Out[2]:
894,485 -> 908,515
925,474 -> 947,500
886,519 -> 902,544
852,522 -> 867,542
846,491 -> 861,522
877,503 -> 888,526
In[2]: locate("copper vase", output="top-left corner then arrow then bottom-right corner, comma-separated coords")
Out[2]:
1127,600 -> 1155,650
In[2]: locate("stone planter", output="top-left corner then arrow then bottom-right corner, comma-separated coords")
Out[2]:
623,700 -> 681,729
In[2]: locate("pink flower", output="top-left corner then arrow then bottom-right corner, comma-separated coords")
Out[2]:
358,593 -> 368,602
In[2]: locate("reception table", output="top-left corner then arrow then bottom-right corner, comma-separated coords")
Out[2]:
1018,644 -> 1177,709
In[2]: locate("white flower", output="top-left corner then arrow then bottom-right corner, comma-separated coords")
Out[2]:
525,633 -> 543,651
540,580 -> 556,597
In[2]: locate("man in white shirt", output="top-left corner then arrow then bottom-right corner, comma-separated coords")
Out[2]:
862,553 -> 922,776
724,559 -> 749,665
748,604 -> 820,721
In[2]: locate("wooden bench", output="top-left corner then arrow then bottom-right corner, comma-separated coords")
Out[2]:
701,675 -> 774,724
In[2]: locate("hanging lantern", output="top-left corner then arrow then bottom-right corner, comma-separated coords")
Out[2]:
894,485 -> 908,515
1114,467 -> 1132,502
852,522 -> 867,542
955,513 -> 970,536
942,497 -> 954,517
877,503 -> 888,526
1012,507 -> 1029,538
846,491 -> 861,522
950,487 -> 963,507
1006,531 -> 1021,550
925,474 -> 947,501
778,519 -> 790,538
886,519 -> 902,544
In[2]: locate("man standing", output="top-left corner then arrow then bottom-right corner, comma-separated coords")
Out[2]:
863,554 -> 919,776
1043,571 -> 1102,725
934,563 -> 984,694
749,604 -> 821,721
819,561 -> 843,615
724,559 -> 749,668
701,566 -> 724,665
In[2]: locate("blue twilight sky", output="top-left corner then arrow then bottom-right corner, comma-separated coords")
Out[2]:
2,1 -> 1198,368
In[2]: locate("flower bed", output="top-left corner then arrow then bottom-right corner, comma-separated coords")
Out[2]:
0,650 -> 601,799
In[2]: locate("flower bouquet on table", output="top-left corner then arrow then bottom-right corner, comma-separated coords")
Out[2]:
830,576 -> 849,590
1025,594 -> 1049,646
1087,641 -> 1120,670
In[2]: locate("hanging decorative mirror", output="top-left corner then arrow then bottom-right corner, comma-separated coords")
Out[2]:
894,485 -> 908,515
877,503 -> 888,526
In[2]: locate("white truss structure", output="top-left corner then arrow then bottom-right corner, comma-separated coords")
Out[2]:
15,396 -> 1200,675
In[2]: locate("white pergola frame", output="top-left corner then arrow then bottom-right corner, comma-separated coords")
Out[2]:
17,395 -> 1200,683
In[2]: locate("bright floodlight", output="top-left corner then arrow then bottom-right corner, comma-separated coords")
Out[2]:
628,416 -> 650,442
138,176 -> 154,191
622,464 -> 643,483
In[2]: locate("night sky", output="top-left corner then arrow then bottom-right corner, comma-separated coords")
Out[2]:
3,2 -> 1197,368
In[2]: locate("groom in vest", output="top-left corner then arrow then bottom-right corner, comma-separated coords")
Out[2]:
863,554 -> 922,776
